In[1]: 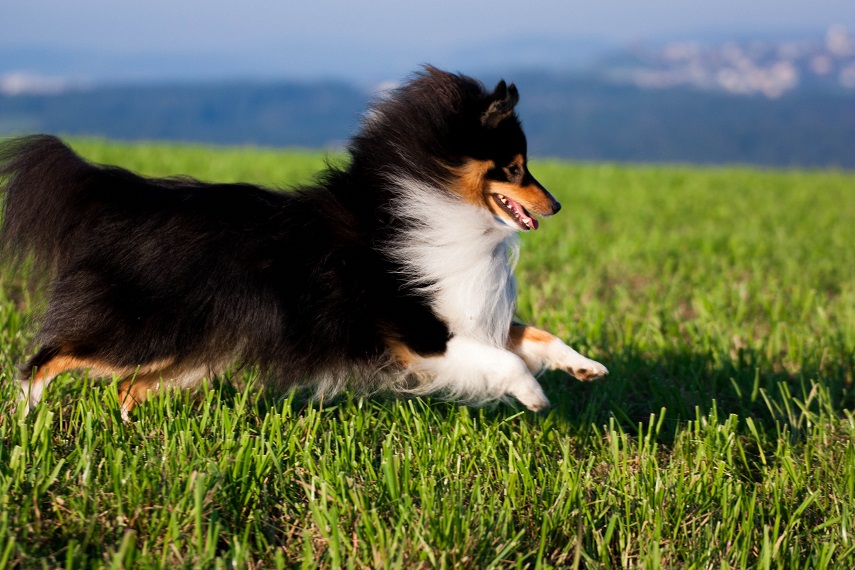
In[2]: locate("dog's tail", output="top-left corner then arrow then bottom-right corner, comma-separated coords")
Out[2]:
0,135 -> 102,273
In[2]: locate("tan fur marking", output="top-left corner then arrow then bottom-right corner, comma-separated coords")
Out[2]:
386,340 -> 419,367
117,361 -> 215,416
28,353 -> 176,416
507,324 -> 557,374
31,355 -> 172,383
30,355 -> 88,383
452,159 -> 494,206
508,324 -> 558,349
118,374 -> 164,415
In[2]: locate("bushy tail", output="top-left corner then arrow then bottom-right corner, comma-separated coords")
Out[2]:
0,135 -> 100,274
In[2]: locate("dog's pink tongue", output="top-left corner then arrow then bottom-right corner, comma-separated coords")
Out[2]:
528,215 -> 539,230
507,197 -> 538,230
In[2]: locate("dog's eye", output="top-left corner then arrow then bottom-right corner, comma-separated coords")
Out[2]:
505,164 -> 521,181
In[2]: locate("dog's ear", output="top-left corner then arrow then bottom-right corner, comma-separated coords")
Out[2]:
481,80 -> 520,128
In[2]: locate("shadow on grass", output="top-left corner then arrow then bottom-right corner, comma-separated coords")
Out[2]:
178,338 -> 855,445
539,343 -> 855,441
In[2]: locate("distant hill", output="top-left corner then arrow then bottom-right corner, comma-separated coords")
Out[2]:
0,81 -> 368,149
1,74 -> 853,168
513,72 -> 855,168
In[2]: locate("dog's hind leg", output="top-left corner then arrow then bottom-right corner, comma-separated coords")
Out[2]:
507,323 -> 608,381
117,362 -> 213,421
18,346 -> 55,414
117,371 -> 164,422
18,346 -> 188,418
18,346 -> 123,415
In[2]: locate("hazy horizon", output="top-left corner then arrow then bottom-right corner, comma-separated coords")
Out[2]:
3,0 -> 853,84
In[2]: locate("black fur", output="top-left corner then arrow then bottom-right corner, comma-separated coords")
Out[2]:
1,67 -> 529,393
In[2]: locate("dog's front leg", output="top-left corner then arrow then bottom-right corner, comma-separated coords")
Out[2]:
508,323 -> 609,380
400,336 -> 551,411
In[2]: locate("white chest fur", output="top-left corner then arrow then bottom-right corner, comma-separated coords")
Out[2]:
389,180 -> 519,347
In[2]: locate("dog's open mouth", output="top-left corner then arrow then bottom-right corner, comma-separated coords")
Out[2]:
492,194 -> 539,230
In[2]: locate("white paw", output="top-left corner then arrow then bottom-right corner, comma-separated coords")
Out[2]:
567,357 -> 609,381
506,369 -> 550,411
548,342 -> 609,381
18,380 -> 42,416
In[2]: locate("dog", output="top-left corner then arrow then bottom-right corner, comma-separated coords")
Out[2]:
1,66 -> 607,419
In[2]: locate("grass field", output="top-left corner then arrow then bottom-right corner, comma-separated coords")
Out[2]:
1,139 -> 854,569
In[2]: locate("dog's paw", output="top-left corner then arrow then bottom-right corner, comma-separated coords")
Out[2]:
508,376 -> 550,411
518,332 -> 609,383
563,355 -> 609,382
17,380 -> 31,416
507,362 -> 549,412
552,347 -> 609,382
567,358 -> 609,381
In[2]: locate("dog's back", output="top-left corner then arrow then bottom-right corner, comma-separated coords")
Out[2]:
1,136 -> 390,416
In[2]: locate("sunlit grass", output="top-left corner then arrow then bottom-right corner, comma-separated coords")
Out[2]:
1,140 -> 854,568
70,138 -> 336,187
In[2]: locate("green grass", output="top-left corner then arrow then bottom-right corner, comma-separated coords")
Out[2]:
1,139 -> 854,568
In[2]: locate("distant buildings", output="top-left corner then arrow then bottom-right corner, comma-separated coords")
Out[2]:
0,72 -> 71,96
612,25 -> 855,98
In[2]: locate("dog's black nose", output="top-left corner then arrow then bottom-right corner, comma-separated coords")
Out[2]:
551,200 -> 562,214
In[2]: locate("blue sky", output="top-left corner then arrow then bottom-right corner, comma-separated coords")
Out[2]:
3,0 -> 853,83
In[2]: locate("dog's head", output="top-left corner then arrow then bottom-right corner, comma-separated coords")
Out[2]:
356,67 -> 560,231
450,78 -> 561,231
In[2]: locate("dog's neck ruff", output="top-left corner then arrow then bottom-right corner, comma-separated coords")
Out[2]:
388,178 -> 519,347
